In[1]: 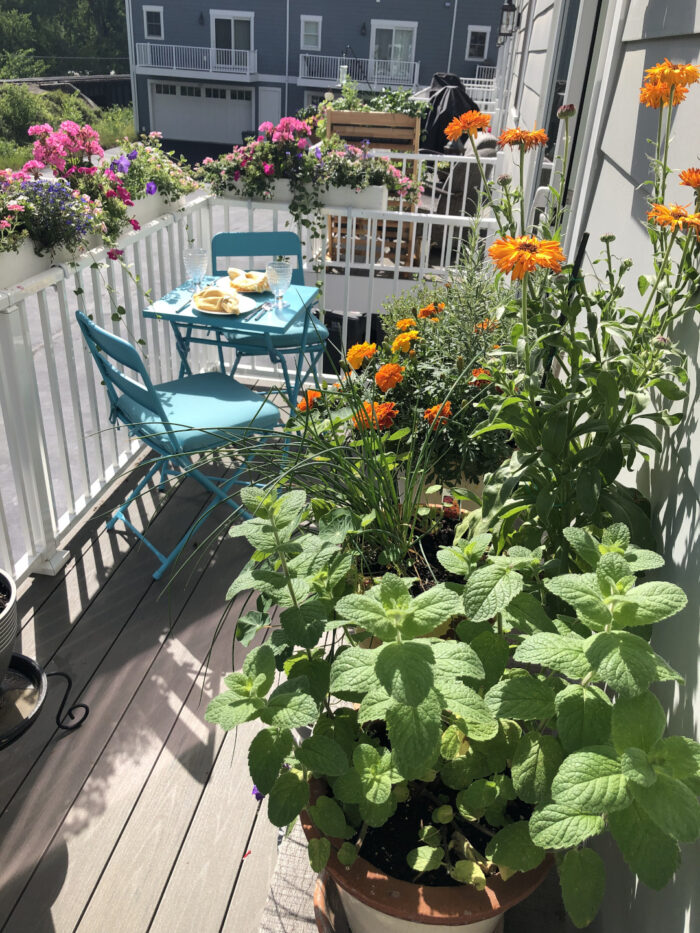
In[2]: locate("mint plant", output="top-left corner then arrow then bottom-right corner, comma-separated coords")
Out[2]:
207,490 -> 700,930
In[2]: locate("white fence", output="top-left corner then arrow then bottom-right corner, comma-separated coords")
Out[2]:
135,43 -> 258,76
0,153 -> 498,583
299,54 -> 420,88
460,76 -> 500,111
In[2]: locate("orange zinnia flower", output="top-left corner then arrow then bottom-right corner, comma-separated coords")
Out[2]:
424,401 -> 452,429
445,116 -> 465,142
346,341 -> 376,370
459,110 -> 492,137
375,363 -> 404,392
396,317 -> 417,331
475,318 -> 498,332
417,303 -> 436,318
639,79 -> 688,108
353,401 -> 398,431
679,168 -> 700,189
644,59 -> 700,88
437,302 -> 445,311
648,202 -> 692,230
471,367 -> 491,388
488,235 -> 566,280
498,127 -> 548,151
296,389 -> 321,412
392,330 -> 420,353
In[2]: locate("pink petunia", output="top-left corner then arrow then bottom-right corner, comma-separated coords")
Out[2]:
107,248 -> 124,260
263,163 -> 274,176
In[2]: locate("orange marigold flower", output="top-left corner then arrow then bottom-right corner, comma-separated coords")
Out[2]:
346,341 -> 377,370
396,317 -> 417,331
639,79 -> 688,108
475,318 -> 498,332
424,401 -> 452,429
375,363 -> 404,392
445,116 -> 465,142
296,389 -> 321,412
471,367 -> 491,386
428,317 -> 439,323
436,302 -> 445,311
459,110 -> 492,137
392,330 -> 420,353
647,202 -> 693,229
492,344 -> 501,350
680,168 -> 700,189
353,400 -> 398,431
488,235 -> 566,280
498,127 -> 549,151
644,59 -> 700,88
417,303 -> 436,318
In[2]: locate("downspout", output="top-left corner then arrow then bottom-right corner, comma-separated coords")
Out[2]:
124,0 -> 140,132
447,0 -> 458,74
285,0 -> 290,115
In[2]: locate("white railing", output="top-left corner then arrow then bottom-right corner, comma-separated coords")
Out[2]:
299,54 -> 420,87
475,65 -> 497,80
460,76 -> 499,110
136,43 -> 258,76
0,154 -> 499,583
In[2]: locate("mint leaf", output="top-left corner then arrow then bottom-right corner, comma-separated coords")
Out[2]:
387,691 -> 442,779
330,646 -> 380,700
456,780 -> 498,820
280,601 -> 328,650
486,821 -> 545,873
631,773 -> 700,842
235,610 -> 271,646
248,727 -> 294,795
309,794 -> 354,839
563,527 -> 601,568
243,644 -> 276,696
529,802 -> 605,848
205,693 -> 262,730
404,584 -> 463,637
504,592 -> 557,634
585,630 -> 681,695
262,683 -> 318,730
375,641 -> 435,706
308,836 -> 331,872
463,564 -> 524,621
624,546 -> 665,572
268,769 -> 309,826
469,631 -> 510,689
407,845 -> 444,871
559,848 -> 605,929
555,684 -> 612,752
514,633 -> 591,679
485,671 -> 556,720
544,574 -> 611,629
354,744 -> 393,804
512,733 -> 565,804
430,639 -> 485,684
651,736 -> 700,782
334,592 -> 397,641
608,801 -> 680,889
437,680 -> 499,741
613,581 -> 687,627
621,748 -> 656,787
551,747 -> 629,813
297,735 -> 349,776
611,692 -> 666,753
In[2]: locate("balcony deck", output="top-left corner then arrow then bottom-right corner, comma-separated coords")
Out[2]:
0,461 -> 278,933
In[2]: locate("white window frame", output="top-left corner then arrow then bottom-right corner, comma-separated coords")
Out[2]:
465,25 -> 491,62
369,19 -> 418,63
209,9 -> 255,51
304,90 -> 328,108
300,15 -> 322,52
143,5 -> 164,41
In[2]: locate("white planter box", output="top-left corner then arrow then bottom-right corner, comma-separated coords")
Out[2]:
221,181 -> 388,210
130,194 -> 184,226
0,240 -> 80,289
0,568 -> 17,683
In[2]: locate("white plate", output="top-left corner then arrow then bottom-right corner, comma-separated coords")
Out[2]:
194,286 -> 260,316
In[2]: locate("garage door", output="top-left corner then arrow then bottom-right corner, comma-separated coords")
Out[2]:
150,82 -> 253,145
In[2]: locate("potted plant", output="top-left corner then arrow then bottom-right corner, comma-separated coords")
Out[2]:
0,567 -> 17,683
205,486 -> 699,930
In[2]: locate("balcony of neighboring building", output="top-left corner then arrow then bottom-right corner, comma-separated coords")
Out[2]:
135,42 -> 258,80
298,53 -> 420,89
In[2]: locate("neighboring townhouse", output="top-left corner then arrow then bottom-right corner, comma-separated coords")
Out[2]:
124,0 -> 501,149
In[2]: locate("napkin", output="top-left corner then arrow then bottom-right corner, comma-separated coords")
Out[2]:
192,286 -> 240,314
227,268 -> 269,293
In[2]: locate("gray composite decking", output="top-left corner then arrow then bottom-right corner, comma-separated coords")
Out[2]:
0,459 -> 279,933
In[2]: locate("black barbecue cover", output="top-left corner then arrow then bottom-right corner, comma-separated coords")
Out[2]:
423,73 -> 479,153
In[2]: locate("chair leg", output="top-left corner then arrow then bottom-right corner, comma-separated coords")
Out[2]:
106,460 -> 163,531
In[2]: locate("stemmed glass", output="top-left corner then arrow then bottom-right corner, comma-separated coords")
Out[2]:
266,260 -> 293,312
183,247 -> 208,294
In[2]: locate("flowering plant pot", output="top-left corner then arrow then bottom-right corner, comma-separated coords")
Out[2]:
129,193 -> 185,227
0,568 -> 18,684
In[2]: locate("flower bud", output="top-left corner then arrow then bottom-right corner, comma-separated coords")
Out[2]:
557,103 -> 577,119
600,232 -> 616,243
653,334 -> 671,347
497,174 -> 512,187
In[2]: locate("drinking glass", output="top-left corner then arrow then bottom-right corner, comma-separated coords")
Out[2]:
183,247 -> 208,293
266,260 -> 293,311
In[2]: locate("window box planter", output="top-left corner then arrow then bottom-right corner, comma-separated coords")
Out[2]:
220,181 -> 388,211
0,241 -> 81,289
130,194 -> 185,227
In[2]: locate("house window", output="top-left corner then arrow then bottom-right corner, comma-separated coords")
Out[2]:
304,91 -> 327,108
466,26 -> 490,61
210,11 -> 254,52
300,15 -> 322,52
143,5 -> 164,40
180,85 -> 201,97
205,87 -> 227,99
370,20 -> 417,63
154,83 -> 176,95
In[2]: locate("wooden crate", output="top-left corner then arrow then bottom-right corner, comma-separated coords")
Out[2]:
325,110 -> 420,153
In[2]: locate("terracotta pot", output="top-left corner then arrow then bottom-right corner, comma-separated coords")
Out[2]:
302,779 -> 551,932
0,568 -> 18,683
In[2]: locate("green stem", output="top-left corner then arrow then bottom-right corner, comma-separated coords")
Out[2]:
630,229 -> 679,347
519,145 -> 526,235
660,90 -> 674,204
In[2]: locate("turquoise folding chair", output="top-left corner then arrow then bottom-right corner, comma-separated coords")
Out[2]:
76,311 -> 280,579
211,231 -> 328,400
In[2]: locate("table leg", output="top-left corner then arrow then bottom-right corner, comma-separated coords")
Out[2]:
171,323 -> 193,378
